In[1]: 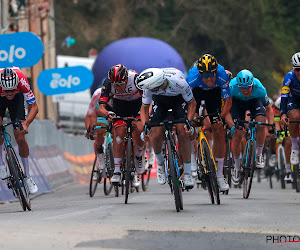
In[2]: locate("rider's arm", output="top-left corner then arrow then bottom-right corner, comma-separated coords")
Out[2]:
140,104 -> 150,127
280,74 -> 291,124
22,102 -> 38,133
274,109 -> 281,131
187,98 -> 196,122
220,97 -> 232,119
265,103 -> 274,124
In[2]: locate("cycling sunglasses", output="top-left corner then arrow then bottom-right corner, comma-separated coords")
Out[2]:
200,72 -> 216,79
294,67 -> 300,72
113,81 -> 126,86
238,84 -> 253,90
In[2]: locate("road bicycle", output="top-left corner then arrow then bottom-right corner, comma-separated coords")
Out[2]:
0,120 -> 31,211
89,123 -> 114,197
193,112 -> 220,204
237,118 -> 274,199
287,120 -> 300,192
112,117 -> 140,204
223,124 -> 233,195
141,145 -> 153,192
145,118 -> 191,212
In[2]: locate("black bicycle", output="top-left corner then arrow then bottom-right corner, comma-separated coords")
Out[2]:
89,123 -> 114,197
112,117 -> 140,204
0,120 -> 31,211
141,146 -> 153,192
145,118 -> 191,212
223,124 -> 233,194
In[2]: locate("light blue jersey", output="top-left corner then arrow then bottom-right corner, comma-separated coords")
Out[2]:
230,77 -> 269,106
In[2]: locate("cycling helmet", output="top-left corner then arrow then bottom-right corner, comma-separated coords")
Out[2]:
136,68 -> 166,90
108,64 -> 128,84
0,68 -> 19,90
197,54 -> 218,74
291,52 -> 300,68
236,69 -> 254,86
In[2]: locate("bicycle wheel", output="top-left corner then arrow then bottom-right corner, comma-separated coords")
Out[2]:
201,139 -> 220,205
167,139 -> 182,212
142,165 -> 152,191
7,147 -> 31,211
294,164 -> 300,192
198,145 -> 214,204
243,140 -> 256,199
89,154 -> 101,197
277,145 -> 286,189
104,142 -> 114,195
124,139 -> 133,204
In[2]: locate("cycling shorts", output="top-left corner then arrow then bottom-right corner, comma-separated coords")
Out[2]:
192,87 -> 223,123
0,93 -> 25,121
149,95 -> 187,124
231,97 -> 266,124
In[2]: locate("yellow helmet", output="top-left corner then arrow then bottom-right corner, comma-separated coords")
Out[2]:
197,54 -> 218,74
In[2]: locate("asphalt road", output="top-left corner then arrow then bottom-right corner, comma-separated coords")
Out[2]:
0,176 -> 299,250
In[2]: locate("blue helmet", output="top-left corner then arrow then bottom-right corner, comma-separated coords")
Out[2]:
236,69 -> 254,86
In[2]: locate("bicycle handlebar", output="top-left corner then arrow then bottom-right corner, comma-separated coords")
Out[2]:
0,119 -> 24,132
144,119 -> 191,135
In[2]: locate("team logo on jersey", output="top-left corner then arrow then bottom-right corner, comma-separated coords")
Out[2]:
282,86 -> 290,94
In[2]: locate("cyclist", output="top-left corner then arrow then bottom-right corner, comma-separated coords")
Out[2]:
98,64 -> 144,187
280,52 -> 300,166
230,69 -> 274,181
137,67 -> 196,189
186,54 -> 232,192
274,96 -> 292,181
0,67 -> 39,194
84,81 -> 112,178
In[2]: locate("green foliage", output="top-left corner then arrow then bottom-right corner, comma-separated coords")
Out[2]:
55,0 -> 300,97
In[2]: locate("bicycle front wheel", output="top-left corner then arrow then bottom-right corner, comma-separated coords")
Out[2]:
142,163 -> 152,192
124,139 -> 133,204
89,154 -> 101,197
167,139 -> 183,212
202,139 -> 220,205
7,147 -> 31,211
104,142 -> 114,195
277,145 -> 286,189
243,140 -> 256,199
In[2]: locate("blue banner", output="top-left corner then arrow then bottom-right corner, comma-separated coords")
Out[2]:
0,32 -> 43,68
37,66 -> 94,95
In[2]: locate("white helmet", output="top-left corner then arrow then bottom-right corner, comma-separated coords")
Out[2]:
136,68 -> 166,90
0,68 -> 19,90
291,52 -> 300,67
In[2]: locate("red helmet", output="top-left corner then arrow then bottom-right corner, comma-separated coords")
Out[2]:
108,64 -> 128,85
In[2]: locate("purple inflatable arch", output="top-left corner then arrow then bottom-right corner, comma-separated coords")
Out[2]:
91,37 -> 186,94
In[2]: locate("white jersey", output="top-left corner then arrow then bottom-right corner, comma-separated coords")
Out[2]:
142,68 -> 194,105
87,88 -> 102,115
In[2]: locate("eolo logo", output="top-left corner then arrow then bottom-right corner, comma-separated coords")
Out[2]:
0,32 -> 43,68
0,45 -> 26,63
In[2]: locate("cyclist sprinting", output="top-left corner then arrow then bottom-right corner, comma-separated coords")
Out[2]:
84,82 -> 112,175
98,64 -> 145,187
274,96 -> 292,181
230,69 -> 274,182
137,67 -> 196,189
186,54 -> 232,192
0,67 -> 39,194
280,52 -> 300,166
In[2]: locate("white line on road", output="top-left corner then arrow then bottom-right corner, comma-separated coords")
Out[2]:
44,205 -> 117,220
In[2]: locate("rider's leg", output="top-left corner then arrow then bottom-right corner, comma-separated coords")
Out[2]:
112,124 -> 126,174
211,123 -> 226,178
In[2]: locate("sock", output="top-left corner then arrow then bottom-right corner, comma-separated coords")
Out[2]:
215,158 -> 224,178
114,158 -> 122,173
155,152 -> 164,165
190,141 -> 195,154
291,137 -> 299,150
136,146 -> 144,158
183,161 -> 191,174
285,163 -> 291,173
208,140 -> 213,149
21,157 -> 29,176
234,156 -> 241,170
256,144 -> 264,156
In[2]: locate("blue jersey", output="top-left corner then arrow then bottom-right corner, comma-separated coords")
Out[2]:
186,64 -> 231,99
280,69 -> 300,114
230,77 -> 269,106
281,70 -> 300,98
